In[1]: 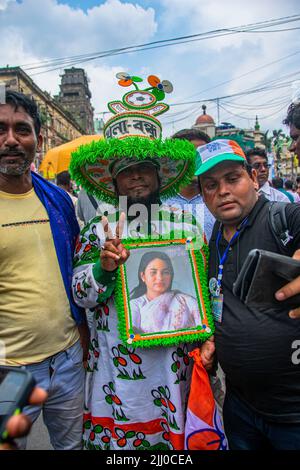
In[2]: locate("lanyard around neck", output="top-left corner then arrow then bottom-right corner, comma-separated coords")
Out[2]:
215,217 -> 248,293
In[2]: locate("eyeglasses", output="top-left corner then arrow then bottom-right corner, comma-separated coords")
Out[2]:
251,162 -> 271,170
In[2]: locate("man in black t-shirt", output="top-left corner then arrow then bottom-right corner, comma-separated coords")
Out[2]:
195,139 -> 300,450
276,102 -> 300,317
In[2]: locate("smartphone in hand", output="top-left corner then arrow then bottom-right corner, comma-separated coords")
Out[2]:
233,249 -> 300,309
0,367 -> 35,442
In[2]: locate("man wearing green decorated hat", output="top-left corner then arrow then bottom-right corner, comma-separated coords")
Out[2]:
196,138 -> 300,450
70,73 -> 217,450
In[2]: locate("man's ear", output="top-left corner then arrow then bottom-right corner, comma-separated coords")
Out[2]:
197,176 -> 202,194
251,168 -> 259,190
156,170 -> 161,191
37,134 -> 43,153
113,178 -> 119,195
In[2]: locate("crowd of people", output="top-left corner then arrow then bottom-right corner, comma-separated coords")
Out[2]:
1,87 -> 300,451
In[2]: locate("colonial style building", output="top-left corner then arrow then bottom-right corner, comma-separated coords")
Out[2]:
272,137 -> 299,178
193,105 -> 265,151
193,105 -> 216,139
0,66 -> 85,167
192,104 -> 299,178
55,68 -> 94,134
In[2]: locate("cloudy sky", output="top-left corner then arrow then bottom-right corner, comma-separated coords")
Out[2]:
0,0 -> 300,136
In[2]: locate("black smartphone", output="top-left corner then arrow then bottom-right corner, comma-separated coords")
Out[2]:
233,249 -> 300,309
0,367 -> 35,442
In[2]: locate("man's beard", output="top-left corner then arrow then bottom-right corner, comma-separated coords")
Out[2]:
126,189 -> 161,209
0,157 -> 31,176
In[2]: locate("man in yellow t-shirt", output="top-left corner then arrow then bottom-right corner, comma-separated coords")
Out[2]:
0,90 -> 89,450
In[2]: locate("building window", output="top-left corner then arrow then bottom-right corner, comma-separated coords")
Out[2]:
64,92 -> 79,97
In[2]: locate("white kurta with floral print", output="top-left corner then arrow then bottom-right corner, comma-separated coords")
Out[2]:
72,205 -> 208,450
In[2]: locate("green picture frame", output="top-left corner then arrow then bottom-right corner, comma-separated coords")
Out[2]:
114,238 -> 214,348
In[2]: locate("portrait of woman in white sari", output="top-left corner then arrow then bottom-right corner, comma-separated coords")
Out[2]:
130,251 -> 201,334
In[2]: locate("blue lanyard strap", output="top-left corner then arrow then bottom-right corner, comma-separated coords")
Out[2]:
215,217 -> 248,291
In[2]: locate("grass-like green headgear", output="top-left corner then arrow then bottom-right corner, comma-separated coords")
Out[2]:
70,72 -> 196,205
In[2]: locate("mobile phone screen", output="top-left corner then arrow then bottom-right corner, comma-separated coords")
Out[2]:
0,368 -> 29,426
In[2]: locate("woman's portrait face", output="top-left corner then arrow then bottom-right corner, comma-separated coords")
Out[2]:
141,258 -> 172,299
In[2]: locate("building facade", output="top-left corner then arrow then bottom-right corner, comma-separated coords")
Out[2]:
193,105 -> 265,151
55,68 -> 94,134
0,66 -> 85,167
193,105 -> 300,178
272,137 -> 299,178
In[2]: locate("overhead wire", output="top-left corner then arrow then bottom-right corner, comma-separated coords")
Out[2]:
177,50 -> 300,102
222,95 -> 291,110
162,79 -> 297,125
22,13 -> 299,127
20,14 -> 300,76
23,14 -> 300,67
218,100 -> 290,120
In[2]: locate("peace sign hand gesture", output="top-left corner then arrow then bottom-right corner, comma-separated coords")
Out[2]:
100,212 -> 130,272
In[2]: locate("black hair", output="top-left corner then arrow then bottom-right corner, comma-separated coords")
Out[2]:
244,162 -> 254,177
284,179 -> 293,190
272,177 -> 284,189
296,176 -> 300,184
4,90 -> 41,136
171,128 -> 211,143
56,171 -> 71,186
283,102 -> 300,130
245,147 -> 267,165
130,251 -> 174,300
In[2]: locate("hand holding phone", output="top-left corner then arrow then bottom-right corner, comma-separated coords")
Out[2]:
233,249 -> 300,309
0,386 -> 47,450
275,248 -> 300,319
0,367 -> 36,444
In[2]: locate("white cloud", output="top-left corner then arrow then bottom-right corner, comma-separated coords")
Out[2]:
153,0 -> 300,134
0,0 -> 299,135
0,0 -> 158,130
0,0 -> 13,10
0,0 -> 157,57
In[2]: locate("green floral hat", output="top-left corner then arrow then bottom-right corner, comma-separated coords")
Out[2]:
70,73 -> 196,205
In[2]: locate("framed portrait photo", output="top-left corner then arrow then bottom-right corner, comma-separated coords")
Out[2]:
114,239 -> 214,348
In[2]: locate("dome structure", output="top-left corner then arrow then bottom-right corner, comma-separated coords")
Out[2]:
193,105 -> 216,138
195,105 -> 215,125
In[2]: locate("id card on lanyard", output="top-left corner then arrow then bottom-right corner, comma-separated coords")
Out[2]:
211,292 -> 224,323
209,218 -> 248,323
